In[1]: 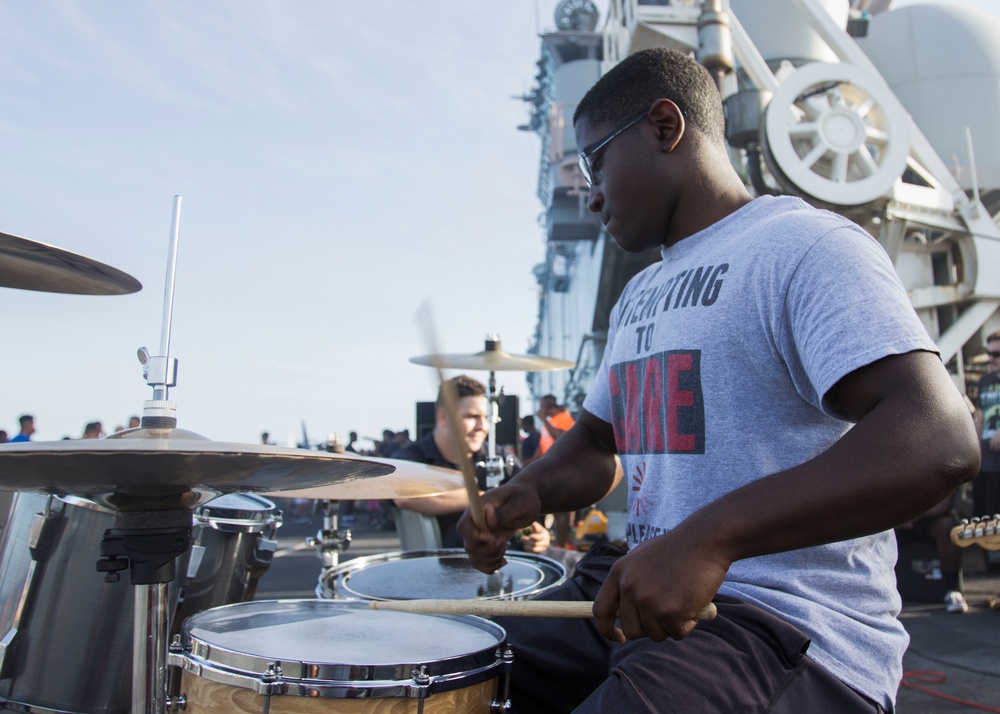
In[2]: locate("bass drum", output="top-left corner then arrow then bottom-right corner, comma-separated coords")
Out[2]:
0,492 -> 187,714
172,492 -> 281,637
317,548 -> 566,601
169,599 -> 511,713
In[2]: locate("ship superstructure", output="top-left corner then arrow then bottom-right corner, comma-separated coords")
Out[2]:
523,0 -> 1000,412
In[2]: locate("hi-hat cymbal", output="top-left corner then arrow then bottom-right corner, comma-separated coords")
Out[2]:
0,230 -> 142,295
265,459 -> 465,501
0,427 -> 394,512
410,336 -> 575,373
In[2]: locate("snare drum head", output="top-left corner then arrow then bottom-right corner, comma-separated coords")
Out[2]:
321,549 -> 566,601
179,599 -> 505,685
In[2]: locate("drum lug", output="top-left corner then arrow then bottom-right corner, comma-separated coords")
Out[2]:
411,664 -> 431,688
167,693 -> 187,712
0,627 -> 17,678
490,646 -> 515,714
261,661 -> 287,695
185,542 -> 206,579
253,537 -> 278,569
27,507 -> 61,560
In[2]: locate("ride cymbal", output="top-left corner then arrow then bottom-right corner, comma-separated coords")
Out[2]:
0,427 -> 394,511
410,336 -> 574,372
264,459 -> 465,500
0,230 -> 141,295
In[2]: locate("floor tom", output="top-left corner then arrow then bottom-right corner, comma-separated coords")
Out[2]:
0,493 -> 186,713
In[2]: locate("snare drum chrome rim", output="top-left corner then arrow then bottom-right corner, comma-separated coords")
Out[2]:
171,599 -> 507,699
317,549 -> 568,601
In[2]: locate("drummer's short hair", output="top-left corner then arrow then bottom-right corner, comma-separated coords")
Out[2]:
436,375 -> 486,410
573,47 -> 726,148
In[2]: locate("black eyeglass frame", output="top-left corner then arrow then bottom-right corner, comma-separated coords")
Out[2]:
577,110 -> 648,187
987,351 -> 1000,359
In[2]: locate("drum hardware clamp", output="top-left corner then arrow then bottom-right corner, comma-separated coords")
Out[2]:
307,499 -> 352,568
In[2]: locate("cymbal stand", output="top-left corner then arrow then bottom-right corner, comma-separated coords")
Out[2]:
307,500 -> 352,568
137,195 -> 182,431
104,195 -> 187,714
97,510 -> 191,714
478,366 -> 507,489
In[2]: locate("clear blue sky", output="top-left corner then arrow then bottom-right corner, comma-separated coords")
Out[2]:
1,0 -> 993,446
1,2 -> 571,446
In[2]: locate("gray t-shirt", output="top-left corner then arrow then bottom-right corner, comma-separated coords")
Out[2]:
584,195 -> 936,709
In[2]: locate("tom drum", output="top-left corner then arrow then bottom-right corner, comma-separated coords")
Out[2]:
173,492 -> 281,636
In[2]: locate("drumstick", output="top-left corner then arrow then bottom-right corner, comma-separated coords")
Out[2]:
415,302 -> 486,530
368,599 -> 718,621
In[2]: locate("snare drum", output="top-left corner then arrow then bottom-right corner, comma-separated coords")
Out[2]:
317,549 -> 566,602
169,599 -> 511,713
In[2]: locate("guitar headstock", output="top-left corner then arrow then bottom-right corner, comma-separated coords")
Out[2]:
950,515 -> 1000,551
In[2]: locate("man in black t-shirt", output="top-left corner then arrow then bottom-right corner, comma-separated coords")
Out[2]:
393,375 -> 550,551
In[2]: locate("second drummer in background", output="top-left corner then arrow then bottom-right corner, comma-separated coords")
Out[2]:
393,374 -> 549,552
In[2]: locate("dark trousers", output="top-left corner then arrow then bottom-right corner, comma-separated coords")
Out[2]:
496,543 -> 887,714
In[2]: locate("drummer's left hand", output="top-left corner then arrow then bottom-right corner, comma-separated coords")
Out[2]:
593,525 -> 728,644
519,520 -> 551,554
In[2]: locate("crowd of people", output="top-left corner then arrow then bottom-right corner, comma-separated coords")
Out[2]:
0,414 -> 142,443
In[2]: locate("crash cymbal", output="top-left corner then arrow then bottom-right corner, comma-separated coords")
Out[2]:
410,335 -> 575,372
265,459 -> 465,500
0,230 -> 142,295
0,427 -> 394,512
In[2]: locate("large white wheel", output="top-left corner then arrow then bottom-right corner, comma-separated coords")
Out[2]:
762,62 -> 910,206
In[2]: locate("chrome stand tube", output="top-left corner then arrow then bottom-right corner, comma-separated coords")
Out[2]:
134,583 -> 170,714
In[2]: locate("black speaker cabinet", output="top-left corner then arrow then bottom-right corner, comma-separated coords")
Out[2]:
416,401 -> 436,440
494,394 -> 520,447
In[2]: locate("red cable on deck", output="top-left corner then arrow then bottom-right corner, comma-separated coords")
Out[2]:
900,670 -> 1000,713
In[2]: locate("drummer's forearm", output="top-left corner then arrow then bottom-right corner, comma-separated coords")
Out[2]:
515,410 -> 618,512
394,488 -> 471,516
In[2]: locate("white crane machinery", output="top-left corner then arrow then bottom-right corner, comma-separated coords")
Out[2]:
526,0 -> 1000,404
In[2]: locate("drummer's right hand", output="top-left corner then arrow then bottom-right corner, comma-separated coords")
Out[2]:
459,484 -> 540,574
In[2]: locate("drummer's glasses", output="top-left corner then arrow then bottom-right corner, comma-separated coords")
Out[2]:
988,351 -> 1000,358
577,110 -> 648,188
